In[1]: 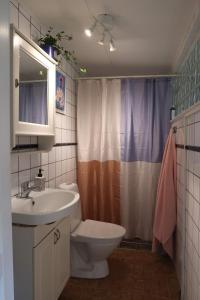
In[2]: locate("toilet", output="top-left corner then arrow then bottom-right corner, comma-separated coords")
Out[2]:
59,183 -> 126,279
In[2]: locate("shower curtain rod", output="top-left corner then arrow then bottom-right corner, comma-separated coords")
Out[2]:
75,74 -> 178,80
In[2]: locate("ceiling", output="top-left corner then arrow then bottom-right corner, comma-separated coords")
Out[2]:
22,0 -> 198,76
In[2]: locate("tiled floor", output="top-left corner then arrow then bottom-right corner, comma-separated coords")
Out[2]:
59,248 -> 180,300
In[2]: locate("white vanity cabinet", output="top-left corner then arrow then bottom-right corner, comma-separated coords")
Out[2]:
12,217 -> 70,300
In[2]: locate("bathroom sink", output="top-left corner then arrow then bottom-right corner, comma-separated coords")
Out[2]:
11,188 -> 79,225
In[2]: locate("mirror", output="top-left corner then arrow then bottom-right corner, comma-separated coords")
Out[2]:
19,50 -> 48,125
11,27 -> 57,150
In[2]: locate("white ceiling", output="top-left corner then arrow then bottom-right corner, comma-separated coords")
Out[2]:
22,0 -> 198,76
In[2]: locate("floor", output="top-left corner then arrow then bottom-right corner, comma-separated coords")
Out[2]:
59,248 -> 180,300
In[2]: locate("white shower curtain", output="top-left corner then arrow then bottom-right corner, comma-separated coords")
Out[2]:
77,79 -> 121,223
120,162 -> 161,240
77,78 -> 171,241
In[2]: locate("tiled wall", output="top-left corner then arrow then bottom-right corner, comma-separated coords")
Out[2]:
174,118 -> 185,289
171,37 -> 200,116
10,0 -> 78,196
171,8 -> 200,299
173,107 -> 200,300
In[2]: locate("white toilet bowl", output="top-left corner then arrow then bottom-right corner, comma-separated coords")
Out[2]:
59,183 -> 126,279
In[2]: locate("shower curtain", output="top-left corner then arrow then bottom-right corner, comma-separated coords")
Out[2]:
77,78 -> 171,240
121,79 -> 171,240
77,79 -> 121,224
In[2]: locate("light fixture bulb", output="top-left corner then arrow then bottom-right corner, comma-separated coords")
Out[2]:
109,39 -> 116,52
84,20 -> 97,37
98,32 -> 105,45
84,28 -> 92,37
98,39 -> 104,46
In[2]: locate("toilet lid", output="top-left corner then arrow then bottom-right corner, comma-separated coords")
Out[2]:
72,219 -> 126,240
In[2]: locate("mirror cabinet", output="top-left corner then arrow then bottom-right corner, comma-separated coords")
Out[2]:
11,26 -> 57,150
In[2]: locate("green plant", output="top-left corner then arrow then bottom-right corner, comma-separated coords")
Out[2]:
38,27 -> 87,74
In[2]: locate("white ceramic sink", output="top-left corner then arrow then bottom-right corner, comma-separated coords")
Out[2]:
12,188 -> 80,225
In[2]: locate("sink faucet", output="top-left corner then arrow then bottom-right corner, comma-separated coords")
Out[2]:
18,180 -> 42,198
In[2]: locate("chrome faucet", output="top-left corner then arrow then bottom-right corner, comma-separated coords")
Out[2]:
18,180 -> 41,198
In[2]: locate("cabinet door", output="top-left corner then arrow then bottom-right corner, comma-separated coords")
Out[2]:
55,217 -> 70,298
33,231 -> 55,300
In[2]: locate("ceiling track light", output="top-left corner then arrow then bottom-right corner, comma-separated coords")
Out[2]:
98,31 -> 105,46
109,39 -> 116,52
84,20 -> 97,37
84,14 -> 117,52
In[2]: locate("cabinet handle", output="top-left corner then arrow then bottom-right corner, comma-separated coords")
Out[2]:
54,231 -> 58,244
56,229 -> 61,240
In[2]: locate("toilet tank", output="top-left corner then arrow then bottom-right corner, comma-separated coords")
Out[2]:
59,183 -> 82,232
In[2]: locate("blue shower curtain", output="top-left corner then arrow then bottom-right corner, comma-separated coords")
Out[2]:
19,82 -> 47,124
120,78 -> 171,240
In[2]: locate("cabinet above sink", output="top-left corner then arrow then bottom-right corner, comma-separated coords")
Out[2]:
11,25 -> 58,151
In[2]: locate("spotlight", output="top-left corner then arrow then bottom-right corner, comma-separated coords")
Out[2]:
109,39 -> 116,52
84,20 -> 97,37
98,32 -> 105,45
84,28 -> 92,37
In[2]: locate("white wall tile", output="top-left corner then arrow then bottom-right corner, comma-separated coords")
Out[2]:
55,113 -> 62,128
48,147 -> 56,163
56,161 -> 62,177
61,115 -> 67,129
55,128 -> 62,143
61,160 -> 67,174
19,153 -> 30,171
61,146 -> 67,160
30,167 -> 39,181
41,152 -> 48,165
65,63 -> 71,77
195,111 -> 200,123
61,129 -> 67,143
188,173 -> 194,195
48,163 -> 55,180
31,152 -> 40,168
66,146 -> 71,159
30,15 -> 41,31
71,118 -> 76,130
193,199 -> 199,227
18,136 -> 30,145
66,102 -> 71,116
71,131 -> 76,143
48,179 -> 56,188
30,24 -> 40,42
194,176 -> 199,201
19,13 -> 30,38
56,176 -> 63,187
11,153 -> 18,173
10,2 -> 18,27
55,146 -> 62,162
30,136 -> 37,144
11,173 -> 18,196
19,3 -> 31,20
195,122 -> 200,146
10,0 -> 19,7
19,169 -> 30,186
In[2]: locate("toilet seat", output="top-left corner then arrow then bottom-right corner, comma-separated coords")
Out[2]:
71,219 -> 126,242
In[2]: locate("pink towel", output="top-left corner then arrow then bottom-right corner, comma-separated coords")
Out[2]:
152,129 -> 177,259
